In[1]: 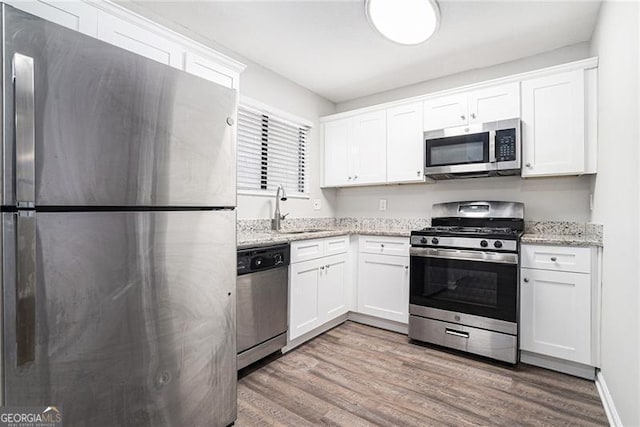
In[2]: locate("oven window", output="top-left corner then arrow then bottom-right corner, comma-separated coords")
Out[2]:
410,255 -> 517,322
426,132 -> 489,167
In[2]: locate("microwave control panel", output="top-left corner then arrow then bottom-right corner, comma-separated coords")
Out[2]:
495,128 -> 517,162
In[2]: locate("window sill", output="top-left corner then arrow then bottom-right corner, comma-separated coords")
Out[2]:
238,189 -> 310,200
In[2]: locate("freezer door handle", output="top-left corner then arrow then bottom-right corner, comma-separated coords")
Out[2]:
16,211 -> 36,367
13,53 -> 36,208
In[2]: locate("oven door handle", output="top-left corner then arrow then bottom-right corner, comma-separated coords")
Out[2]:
410,247 -> 518,265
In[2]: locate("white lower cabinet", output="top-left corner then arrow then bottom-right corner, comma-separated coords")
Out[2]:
519,244 -> 599,375
289,239 -> 349,341
357,252 -> 410,324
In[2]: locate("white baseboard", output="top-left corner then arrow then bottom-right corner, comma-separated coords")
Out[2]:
520,351 -> 596,380
595,370 -> 623,427
282,313 -> 348,353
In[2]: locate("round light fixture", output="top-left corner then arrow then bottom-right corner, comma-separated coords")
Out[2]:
365,0 -> 440,46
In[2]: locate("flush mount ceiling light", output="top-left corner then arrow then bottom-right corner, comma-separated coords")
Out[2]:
365,0 -> 440,46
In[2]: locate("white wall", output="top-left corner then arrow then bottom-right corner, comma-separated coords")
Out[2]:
333,43 -> 594,222
336,176 -> 593,221
589,2 -> 640,425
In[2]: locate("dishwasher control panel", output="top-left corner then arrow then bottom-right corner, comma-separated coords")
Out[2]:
237,244 -> 290,276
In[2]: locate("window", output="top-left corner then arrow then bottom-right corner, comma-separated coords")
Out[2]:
237,99 -> 311,196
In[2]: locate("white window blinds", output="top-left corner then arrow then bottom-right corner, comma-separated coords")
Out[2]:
237,103 -> 310,195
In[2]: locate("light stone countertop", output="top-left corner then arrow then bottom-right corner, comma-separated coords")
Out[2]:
520,233 -> 603,247
237,228 -> 411,249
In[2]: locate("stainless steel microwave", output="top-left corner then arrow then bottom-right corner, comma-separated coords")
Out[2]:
424,118 -> 521,180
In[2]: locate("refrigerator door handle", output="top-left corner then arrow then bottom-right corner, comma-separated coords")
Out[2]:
16,211 -> 36,367
13,53 -> 36,208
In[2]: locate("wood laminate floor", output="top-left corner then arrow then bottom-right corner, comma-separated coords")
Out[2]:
237,321 -> 608,426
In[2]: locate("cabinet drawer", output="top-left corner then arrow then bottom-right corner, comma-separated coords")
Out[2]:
521,244 -> 591,274
358,235 -> 409,256
324,235 -> 349,256
290,238 -> 324,263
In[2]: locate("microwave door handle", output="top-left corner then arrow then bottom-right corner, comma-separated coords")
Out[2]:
488,130 -> 496,164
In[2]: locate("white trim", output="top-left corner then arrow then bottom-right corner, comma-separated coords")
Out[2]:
88,0 -> 246,74
240,95 -> 314,129
321,57 -> 599,122
238,189 -> 310,200
348,312 -> 409,334
595,370 -> 624,427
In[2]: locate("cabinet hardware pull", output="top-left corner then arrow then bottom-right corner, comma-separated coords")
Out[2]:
523,278 -> 529,283
417,170 -> 421,176
348,176 -> 352,180
320,266 -> 325,270
404,265 -> 409,269
460,115 -> 466,120
550,257 -> 557,262
471,113 -> 476,119
325,265 -> 330,269
525,163 -> 532,168
380,244 -> 385,248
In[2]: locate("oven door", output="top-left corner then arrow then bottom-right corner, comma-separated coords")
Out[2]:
409,247 -> 518,323
425,131 -> 493,175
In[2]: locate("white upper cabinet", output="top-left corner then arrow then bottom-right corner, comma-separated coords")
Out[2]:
7,1 -> 244,88
5,0 -> 98,35
423,93 -> 468,131
97,11 -> 183,68
468,83 -> 520,124
423,83 -> 520,131
184,52 -> 239,89
386,102 -> 425,183
350,111 -> 387,185
521,70 -> 586,177
323,119 -> 351,187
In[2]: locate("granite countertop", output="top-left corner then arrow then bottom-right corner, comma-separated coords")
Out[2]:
521,221 -> 603,247
237,228 -> 411,249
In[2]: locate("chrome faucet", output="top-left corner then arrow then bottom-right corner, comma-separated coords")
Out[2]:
271,184 -> 289,231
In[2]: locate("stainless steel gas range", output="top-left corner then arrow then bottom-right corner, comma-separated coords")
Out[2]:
408,201 -> 524,364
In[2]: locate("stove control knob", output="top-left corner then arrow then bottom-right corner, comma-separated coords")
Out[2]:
480,240 -> 488,248
254,257 -> 263,267
420,237 -> 428,244
494,241 -> 503,249
273,253 -> 283,264
431,237 -> 439,245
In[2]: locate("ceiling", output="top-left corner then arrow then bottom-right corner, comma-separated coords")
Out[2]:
121,0 -> 602,103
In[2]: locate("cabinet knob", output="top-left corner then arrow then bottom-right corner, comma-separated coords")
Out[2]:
460,115 -> 466,120
550,257 -> 557,262
320,266 -> 325,270
354,175 -> 358,179
381,244 -> 385,248
523,278 -> 529,283
348,176 -> 352,180
325,264 -> 330,269
417,170 -> 421,176
405,265 -> 409,269
470,113 -> 476,119
525,163 -> 532,168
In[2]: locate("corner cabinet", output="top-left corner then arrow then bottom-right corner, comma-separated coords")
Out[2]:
6,0 -> 245,89
356,236 -> 410,324
521,69 -> 596,177
289,236 -> 350,341
519,244 -> 600,379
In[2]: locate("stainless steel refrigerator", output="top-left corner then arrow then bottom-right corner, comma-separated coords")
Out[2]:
1,5 -> 237,426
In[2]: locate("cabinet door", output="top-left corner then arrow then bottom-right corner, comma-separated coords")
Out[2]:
289,259 -> 322,340
423,93 -> 468,131
386,102 -> 425,183
319,254 -> 349,321
5,0 -> 98,36
350,111 -> 387,185
520,268 -> 591,364
323,119 -> 351,187
184,52 -> 238,89
357,254 -> 410,323
97,11 -> 183,68
468,83 -> 520,124
521,70 -> 585,177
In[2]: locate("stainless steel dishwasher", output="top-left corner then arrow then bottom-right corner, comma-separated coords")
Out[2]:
237,243 -> 290,369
